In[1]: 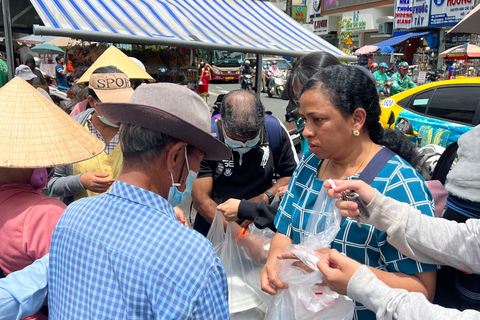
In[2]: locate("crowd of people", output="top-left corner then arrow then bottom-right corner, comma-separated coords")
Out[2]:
0,48 -> 479,320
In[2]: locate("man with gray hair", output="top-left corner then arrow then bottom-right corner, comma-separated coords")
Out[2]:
192,89 -> 297,236
48,83 -> 231,319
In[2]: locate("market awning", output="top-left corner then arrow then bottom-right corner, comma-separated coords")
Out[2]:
372,31 -> 430,48
30,0 -> 355,61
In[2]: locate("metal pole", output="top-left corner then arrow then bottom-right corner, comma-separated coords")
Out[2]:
255,54 -> 263,96
2,0 -> 15,80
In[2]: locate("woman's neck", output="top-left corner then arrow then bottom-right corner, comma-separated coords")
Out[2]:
319,139 -> 380,180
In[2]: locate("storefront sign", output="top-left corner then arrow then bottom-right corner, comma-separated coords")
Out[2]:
394,0 -> 413,29
417,71 -> 427,84
430,0 -> 475,26
312,17 -> 329,35
323,0 -> 383,11
344,11 -> 367,31
292,6 -> 307,24
445,33 -> 471,44
411,0 -> 430,27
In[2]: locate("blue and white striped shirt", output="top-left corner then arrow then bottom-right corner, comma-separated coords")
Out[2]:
49,181 -> 229,319
275,151 -> 439,320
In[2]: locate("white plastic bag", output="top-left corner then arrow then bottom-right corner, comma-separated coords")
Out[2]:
265,185 -> 355,320
207,211 -> 271,316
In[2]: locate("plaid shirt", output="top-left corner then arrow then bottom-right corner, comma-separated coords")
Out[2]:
86,114 -> 119,155
49,181 -> 229,319
275,151 -> 439,320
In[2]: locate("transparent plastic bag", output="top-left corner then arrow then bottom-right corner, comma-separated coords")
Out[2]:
265,185 -> 355,320
207,211 -> 271,316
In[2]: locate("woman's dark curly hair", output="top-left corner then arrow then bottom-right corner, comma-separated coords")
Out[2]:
302,64 -> 420,168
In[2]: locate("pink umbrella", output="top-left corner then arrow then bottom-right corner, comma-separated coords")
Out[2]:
354,45 -> 379,56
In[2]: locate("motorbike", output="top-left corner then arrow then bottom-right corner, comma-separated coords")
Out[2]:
426,71 -> 441,83
381,81 -> 391,97
268,73 -> 286,98
49,85 -> 70,107
285,104 -> 309,155
241,74 -> 253,91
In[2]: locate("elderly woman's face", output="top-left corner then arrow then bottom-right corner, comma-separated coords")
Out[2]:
299,89 -> 354,160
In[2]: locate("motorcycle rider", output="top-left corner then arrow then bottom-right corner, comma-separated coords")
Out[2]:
239,59 -> 253,89
370,62 -> 378,74
268,60 -> 281,93
390,61 -> 416,96
264,61 -> 273,92
373,62 -> 390,97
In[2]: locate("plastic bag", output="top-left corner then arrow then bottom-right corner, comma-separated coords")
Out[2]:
207,211 -> 271,316
265,185 -> 355,320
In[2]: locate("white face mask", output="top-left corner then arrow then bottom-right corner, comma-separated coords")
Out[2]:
223,130 -> 261,155
167,147 -> 197,207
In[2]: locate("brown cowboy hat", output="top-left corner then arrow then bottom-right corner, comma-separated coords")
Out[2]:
96,83 -> 231,161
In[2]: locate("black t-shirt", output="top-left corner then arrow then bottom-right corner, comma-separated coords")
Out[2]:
194,121 -> 297,236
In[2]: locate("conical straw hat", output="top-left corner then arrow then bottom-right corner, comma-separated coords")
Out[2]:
77,46 -> 154,84
0,78 -> 105,168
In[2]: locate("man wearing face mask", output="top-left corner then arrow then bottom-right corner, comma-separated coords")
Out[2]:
47,66 -> 133,204
48,83 -> 231,319
192,89 -> 297,237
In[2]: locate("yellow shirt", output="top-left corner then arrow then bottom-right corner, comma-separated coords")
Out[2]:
72,123 -> 123,200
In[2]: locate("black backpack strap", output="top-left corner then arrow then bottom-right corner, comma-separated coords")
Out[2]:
264,114 -> 283,165
358,147 -> 396,184
431,141 -> 458,185
340,147 -> 396,226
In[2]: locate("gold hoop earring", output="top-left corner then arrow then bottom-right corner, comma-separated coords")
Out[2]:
353,130 -> 360,136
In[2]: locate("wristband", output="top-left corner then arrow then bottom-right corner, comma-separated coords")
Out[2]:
264,191 -> 274,205
236,228 -> 250,242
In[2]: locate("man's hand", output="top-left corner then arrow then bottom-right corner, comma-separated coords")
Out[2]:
278,186 -> 288,199
323,179 -> 375,219
217,199 -> 241,221
173,207 -> 189,227
317,249 -> 362,295
80,172 -> 115,193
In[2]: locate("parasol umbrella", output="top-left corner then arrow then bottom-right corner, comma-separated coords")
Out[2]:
379,46 -> 395,54
439,43 -> 480,60
354,45 -> 379,56
31,43 -> 64,55
448,4 -> 480,34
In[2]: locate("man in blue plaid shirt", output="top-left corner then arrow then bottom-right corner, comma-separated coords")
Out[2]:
48,83 -> 231,319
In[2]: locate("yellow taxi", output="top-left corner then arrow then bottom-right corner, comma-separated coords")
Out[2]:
379,77 -> 480,147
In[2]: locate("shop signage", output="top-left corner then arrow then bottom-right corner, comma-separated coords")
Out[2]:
323,0 -> 383,11
430,0 -> 475,26
293,6 -> 307,24
312,17 -> 329,35
345,11 -> 367,31
342,8 -> 386,31
411,0 -> 430,27
394,0 -> 413,29
445,33 -> 471,44
417,71 -> 427,84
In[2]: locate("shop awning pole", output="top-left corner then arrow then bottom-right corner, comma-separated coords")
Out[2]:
3,0 -> 15,80
33,25 -> 357,62
255,54 -> 263,96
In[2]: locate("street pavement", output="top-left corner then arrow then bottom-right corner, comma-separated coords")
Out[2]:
179,81 -> 291,227
205,82 -> 290,122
